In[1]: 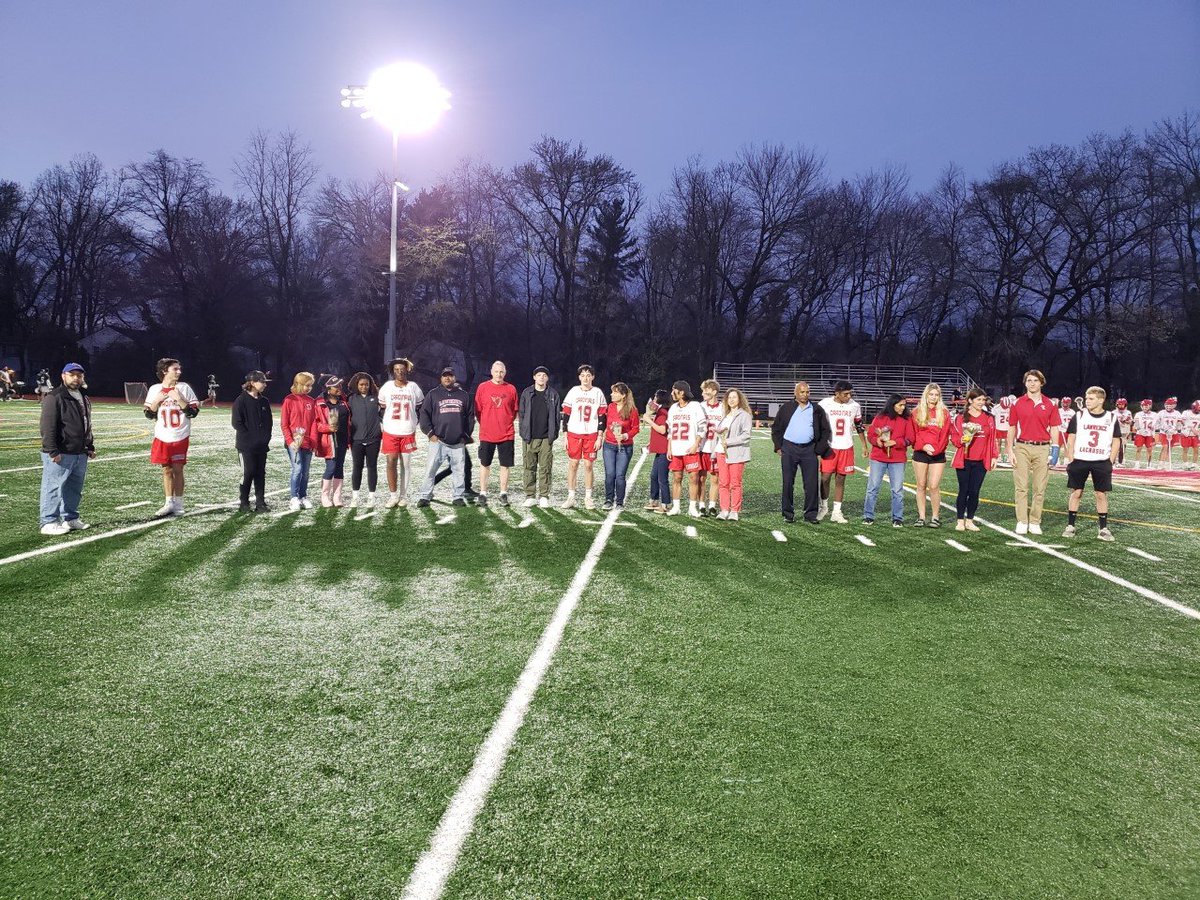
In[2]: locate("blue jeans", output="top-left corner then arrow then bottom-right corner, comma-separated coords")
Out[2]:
1050,444 -> 1060,466
420,441 -> 465,499
864,460 -> 906,522
602,442 -> 634,505
287,445 -> 313,498
40,452 -> 88,525
650,453 -> 670,503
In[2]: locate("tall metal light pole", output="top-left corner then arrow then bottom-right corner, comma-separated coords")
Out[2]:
340,63 -> 450,365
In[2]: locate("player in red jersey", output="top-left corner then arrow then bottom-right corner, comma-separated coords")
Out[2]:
144,358 -> 200,517
1113,398 -> 1133,467
665,380 -> 706,518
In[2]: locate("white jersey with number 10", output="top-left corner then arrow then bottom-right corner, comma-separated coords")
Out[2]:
667,401 -> 706,457
819,398 -> 862,451
146,383 -> 199,442
378,381 -> 424,436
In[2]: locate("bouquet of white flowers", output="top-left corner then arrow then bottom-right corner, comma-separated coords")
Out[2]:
962,422 -> 982,443
292,427 -> 305,448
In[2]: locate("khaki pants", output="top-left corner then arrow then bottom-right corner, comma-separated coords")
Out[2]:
1013,442 -> 1050,524
523,438 -> 554,498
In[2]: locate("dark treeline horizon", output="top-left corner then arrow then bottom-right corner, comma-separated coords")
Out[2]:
2,111 -> 1198,405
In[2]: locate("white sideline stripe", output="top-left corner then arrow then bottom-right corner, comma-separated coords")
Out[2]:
685,525 -> 698,538
1006,541 -> 1068,549
1113,481 -> 1200,505
855,534 -> 875,547
113,500 -> 154,510
354,510 -> 377,521
771,529 -> 787,542
435,515 -> 456,525
402,449 -> 650,900
518,517 -> 534,528
945,539 -> 971,552
854,466 -> 1199,622
578,520 -> 639,527
1127,547 -> 1162,562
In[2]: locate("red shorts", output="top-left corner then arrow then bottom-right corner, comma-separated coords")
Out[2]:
820,446 -> 857,475
1135,434 -> 1154,448
668,453 -> 701,473
1180,435 -> 1198,449
566,431 -> 599,461
382,433 -> 417,454
698,451 -> 718,474
150,437 -> 189,465
1157,434 -> 1176,447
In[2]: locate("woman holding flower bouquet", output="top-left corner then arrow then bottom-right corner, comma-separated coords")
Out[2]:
315,376 -> 350,507
864,394 -> 914,526
912,382 -> 952,527
601,382 -> 640,510
280,371 -> 318,511
950,388 -> 997,531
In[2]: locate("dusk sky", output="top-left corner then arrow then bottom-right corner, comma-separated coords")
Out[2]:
3,0 -> 1198,201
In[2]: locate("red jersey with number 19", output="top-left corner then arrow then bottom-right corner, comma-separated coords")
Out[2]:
667,401 -> 706,457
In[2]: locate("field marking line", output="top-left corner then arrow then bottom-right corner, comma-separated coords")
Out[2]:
1112,481 -> 1200,505
855,534 -> 875,547
354,510 -> 377,521
771,529 -> 788,542
945,539 -> 971,552
685,525 -> 698,538
402,449 -> 649,900
113,500 -> 154,510
1005,541 -> 1069,549
855,467 -> 1198,621
518,517 -> 534,528
435,514 -> 457,525
1127,547 -> 1162,562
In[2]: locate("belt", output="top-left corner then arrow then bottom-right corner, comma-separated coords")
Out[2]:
1016,440 -> 1050,446
784,439 -> 814,447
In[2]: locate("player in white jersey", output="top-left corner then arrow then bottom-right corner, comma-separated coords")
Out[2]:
1154,397 -> 1183,470
377,358 -> 424,507
1063,386 -> 1121,541
817,380 -> 867,523
1051,397 -> 1075,467
1132,399 -> 1156,469
144,357 -> 200,517
696,378 -> 724,516
560,365 -> 607,509
665,380 -> 707,517
1182,401 -> 1200,470
1113,398 -> 1133,466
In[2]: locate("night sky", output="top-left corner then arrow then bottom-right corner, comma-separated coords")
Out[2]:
3,0 -> 1198,198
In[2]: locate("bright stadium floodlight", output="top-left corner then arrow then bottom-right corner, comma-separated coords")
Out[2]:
339,62 -> 450,363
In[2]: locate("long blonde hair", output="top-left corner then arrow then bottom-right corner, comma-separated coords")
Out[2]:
914,382 -> 947,427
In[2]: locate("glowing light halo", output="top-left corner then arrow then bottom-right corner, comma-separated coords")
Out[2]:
360,62 -> 451,136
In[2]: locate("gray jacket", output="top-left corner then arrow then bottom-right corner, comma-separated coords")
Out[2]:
519,384 -> 562,443
717,408 -> 753,464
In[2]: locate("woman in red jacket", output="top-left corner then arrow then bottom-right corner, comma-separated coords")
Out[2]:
601,382 -> 641,510
280,371 -> 318,511
863,394 -> 915,526
950,388 -> 997,532
912,382 -> 951,527
314,376 -> 351,507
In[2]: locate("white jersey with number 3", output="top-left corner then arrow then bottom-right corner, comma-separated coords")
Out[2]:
146,383 -> 199,442
378,381 -> 424,436
667,401 -> 706,457
562,386 -> 606,435
1069,410 -> 1120,462
819,398 -> 862,451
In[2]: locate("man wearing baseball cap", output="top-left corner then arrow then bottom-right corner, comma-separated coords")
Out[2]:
38,363 -> 95,535
416,366 -> 475,506
518,365 -> 561,507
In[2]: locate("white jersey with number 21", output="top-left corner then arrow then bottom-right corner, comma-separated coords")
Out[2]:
378,381 -> 424,436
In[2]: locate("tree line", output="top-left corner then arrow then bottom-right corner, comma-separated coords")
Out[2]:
2,112 -> 1198,401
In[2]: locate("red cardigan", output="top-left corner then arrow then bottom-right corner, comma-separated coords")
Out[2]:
603,402 -> 641,445
866,414 -> 914,463
913,407 -> 952,455
280,393 -> 318,451
950,411 -> 997,470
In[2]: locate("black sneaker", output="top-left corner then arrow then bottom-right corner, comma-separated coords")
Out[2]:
476,493 -> 488,507
862,518 -> 874,525
452,498 -> 467,507
254,501 -> 270,513
783,514 -> 795,524
416,498 -> 431,508
463,488 -> 479,501
499,493 -> 510,507
602,500 -> 614,511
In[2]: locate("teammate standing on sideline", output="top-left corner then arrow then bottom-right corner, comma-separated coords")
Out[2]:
280,372 -> 318,511
911,383 -> 952,527
1182,401 -> 1200,470
714,388 -> 753,521
561,365 -> 606,510
38,362 -> 95,535
1113,398 -> 1133,467
1063,386 -> 1121,541
949,389 -> 996,532
642,390 -> 671,513
1132,399 -> 1156,469
697,378 -> 724,516
817,380 -> 867,524
144,358 -> 200,518
315,376 -> 350,507
474,360 -> 519,508
206,374 -> 220,407
377,358 -> 424,508
518,366 -> 560,508
1005,369 -> 1061,536
994,394 -> 1015,467
1155,396 -> 1182,470
231,370 -> 272,513
1050,396 -> 1075,467
346,373 -> 382,509
665,380 -> 706,518
772,381 -> 832,525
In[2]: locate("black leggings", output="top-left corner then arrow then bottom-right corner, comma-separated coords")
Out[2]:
351,440 -> 380,491
239,446 -> 269,503
955,460 -> 987,519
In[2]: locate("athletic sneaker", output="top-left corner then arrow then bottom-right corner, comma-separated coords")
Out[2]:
238,501 -> 252,514
1062,524 -> 1077,538
892,519 -> 903,528
156,500 -> 179,518
1028,522 -> 1042,535
583,494 -> 595,510
523,497 -> 537,508
416,498 -> 431,508
716,510 -> 729,520
728,511 -> 739,521
288,497 -> 302,513
601,500 -> 614,511
299,498 -> 313,510
862,518 -> 874,526
40,521 -> 69,536
385,493 -> 400,509
348,491 -> 359,509
829,510 -> 848,524
1015,521 -> 1029,535
1097,527 -> 1115,542
561,493 -> 576,510
538,497 -> 550,509
817,500 -> 829,521
396,496 -> 407,508
499,493 -> 510,507
452,498 -> 467,507
667,506 -> 681,517
65,518 -> 88,530
254,501 -> 270,513
688,507 -> 702,519
477,493 -> 488,508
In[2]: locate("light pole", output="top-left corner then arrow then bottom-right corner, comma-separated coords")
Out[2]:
340,62 -> 451,365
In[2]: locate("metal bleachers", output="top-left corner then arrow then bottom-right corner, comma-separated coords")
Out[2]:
711,363 -> 980,418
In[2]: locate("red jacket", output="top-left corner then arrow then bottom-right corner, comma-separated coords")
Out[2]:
280,393 -> 318,450
867,414 -> 914,463
913,407 -> 952,455
603,402 -> 641,445
950,411 -> 997,470
314,396 -> 350,459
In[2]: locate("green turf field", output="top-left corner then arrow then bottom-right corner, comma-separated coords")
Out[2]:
2,400 -> 1199,899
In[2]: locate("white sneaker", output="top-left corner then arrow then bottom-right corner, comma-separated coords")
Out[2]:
523,497 -> 537,508
688,507 -> 702,519
729,511 -> 739,521
385,493 -> 400,509
155,501 -> 177,518
397,496 -> 408,508
817,500 -> 829,522
830,510 -> 848,524
348,491 -> 359,509
562,493 -> 576,509
288,497 -> 302,512
716,510 -> 729,520
1063,525 -> 1077,537
538,497 -> 550,509
299,498 -> 313,510
65,518 -> 89,530
40,521 -> 69,536
1028,522 -> 1042,536
583,493 -> 595,510
1097,527 -> 1115,542
666,505 -> 681,517
367,492 -> 378,507
1015,521 -> 1029,535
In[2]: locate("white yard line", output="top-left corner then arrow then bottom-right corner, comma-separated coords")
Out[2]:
517,517 -> 535,529
945,539 -> 971,552
1127,547 -> 1162,562
1005,541 -> 1069,549
354,510 -> 377,521
401,449 -> 649,900
771,530 -> 788,542
435,515 -> 457,525
113,500 -> 154,510
855,534 -> 875,547
1112,481 -> 1200,505
685,525 -> 698,538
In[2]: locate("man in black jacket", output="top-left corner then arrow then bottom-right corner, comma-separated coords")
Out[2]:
416,366 -> 475,507
518,365 -> 561,507
771,381 -> 832,523
39,362 -> 95,535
